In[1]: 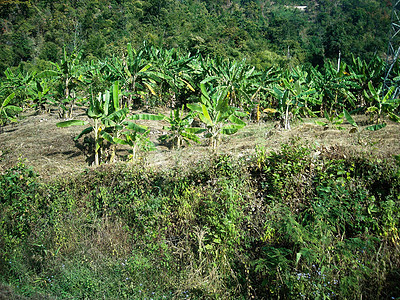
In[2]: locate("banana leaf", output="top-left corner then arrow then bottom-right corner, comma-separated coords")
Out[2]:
124,121 -> 148,133
75,126 -> 94,140
343,109 -> 358,127
366,123 -> 386,131
56,120 -> 87,128
129,114 -> 164,121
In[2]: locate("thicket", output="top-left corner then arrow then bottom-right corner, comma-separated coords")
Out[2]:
1,141 -> 400,299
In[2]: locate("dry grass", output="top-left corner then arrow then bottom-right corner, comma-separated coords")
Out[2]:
1,110 -> 399,181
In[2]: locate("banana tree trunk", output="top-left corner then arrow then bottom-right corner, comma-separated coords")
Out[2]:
285,104 -> 291,130
94,119 -> 100,166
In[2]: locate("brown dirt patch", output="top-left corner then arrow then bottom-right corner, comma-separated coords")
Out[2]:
1,110 -> 399,181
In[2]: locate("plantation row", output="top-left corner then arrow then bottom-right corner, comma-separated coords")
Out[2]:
1,142 -> 399,299
1,44 -> 399,164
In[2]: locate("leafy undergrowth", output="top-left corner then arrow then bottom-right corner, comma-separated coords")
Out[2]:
1,139 -> 400,299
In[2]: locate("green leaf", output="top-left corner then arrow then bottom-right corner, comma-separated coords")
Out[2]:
221,126 -> 239,135
75,126 -> 94,140
315,120 -> 327,126
56,120 -> 87,127
100,130 -> 114,144
343,109 -> 357,127
187,103 -> 202,113
216,90 -> 229,112
185,127 -> 206,134
389,112 -> 400,123
113,137 -> 128,145
125,121 -> 148,133
200,76 -> 219,85
139,63 -> 152,73
3,105 -> 22,113
201,104 -> 213,126
228,114 -> 246,127
129,114 -> 164,121
101,131 -> 114,143
1,93 -> 15,108
112,82 -> 120,110
36,70 -> 59,79
365,123 -> 387,131
200,83 -> 210,100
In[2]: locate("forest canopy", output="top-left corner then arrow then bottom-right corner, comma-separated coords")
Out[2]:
0,0 -> 392,75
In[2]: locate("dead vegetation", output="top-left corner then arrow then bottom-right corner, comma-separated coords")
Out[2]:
1,110 -> 399,181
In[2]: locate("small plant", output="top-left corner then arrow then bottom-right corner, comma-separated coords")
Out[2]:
26,79 -> 52,112
0,93 -> 22,126
159,105 -> 205,149
364,83 -> 400,125
315,110 -> 345,130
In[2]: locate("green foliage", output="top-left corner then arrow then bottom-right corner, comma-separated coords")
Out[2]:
364,83 -> 400,127
1,141 -> 400,299
187,83 -> 246,150
159,105 -> 205,149
0,93 -> 23,126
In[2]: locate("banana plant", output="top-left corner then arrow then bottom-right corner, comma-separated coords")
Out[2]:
187,83 -> 246,150
98,82 -> 129,162
101,83 -> 164,162
105,43 -> 162,107
343,109 -> 387,146
310,60 -> 359,115
37,49 -> 84,118
26,79 -> 53,112
348,55 -> 385,107
315,111 -> 345,130
113,127 -> 155,162
270,86 -> 291,130
2,67 -> 36,105
0,93 -> 23,126
270,72 -> 317,130
363,82 -> 400,125
147,47 -> 197,107
202,57 -> 262,109
159,105 -> 205,149
56,84 -> 119,166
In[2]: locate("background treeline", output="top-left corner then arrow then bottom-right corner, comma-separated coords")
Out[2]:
0,0 -> 391,75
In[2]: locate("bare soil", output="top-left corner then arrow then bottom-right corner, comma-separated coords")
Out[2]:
1,109 -> 399,181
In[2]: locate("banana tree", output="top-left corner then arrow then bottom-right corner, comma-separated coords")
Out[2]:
310,60 -> 359,115
99,82 -> 129,162
363,83 -> 400,125
270,73 -> 316,130
113,126 -> 155,162
187,83 -> 246,150
2,67 -> 36,108
26,79 -> 53,112
56,85 -> 117,166
105,43 -> 162,108
147,47 -> 197,107
159,105 -> 205,149
101,84 -> 164,162
201,57 -> 262,109
37,49 -> 84,118
348,55 -> 385,107
0,93 -> 23,126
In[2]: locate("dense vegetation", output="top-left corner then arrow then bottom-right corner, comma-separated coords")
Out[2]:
1,0 -> 400,299
1,142 -> 400,299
